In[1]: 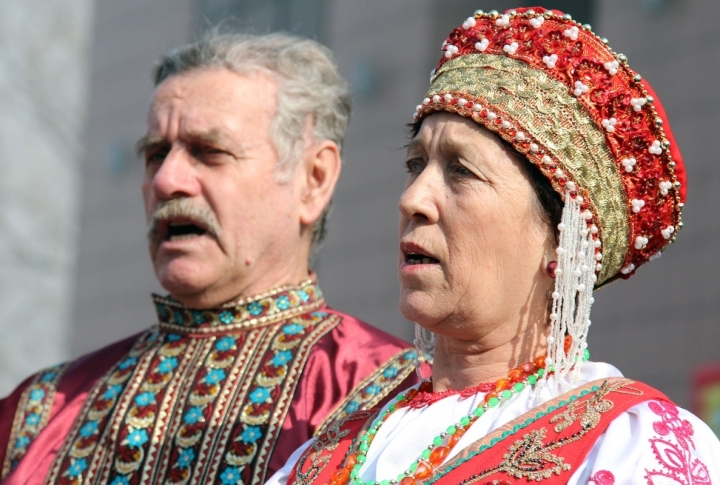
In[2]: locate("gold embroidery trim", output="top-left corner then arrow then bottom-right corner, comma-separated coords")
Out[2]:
423,377 -> 640,484
314,348 -> 422,437
294,411 -> 374,485
427,54 -> 630,284
1,363 -> 70,479
157,299 -> 326,335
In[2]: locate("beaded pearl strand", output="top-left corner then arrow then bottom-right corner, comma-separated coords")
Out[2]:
327,354 -> 578,485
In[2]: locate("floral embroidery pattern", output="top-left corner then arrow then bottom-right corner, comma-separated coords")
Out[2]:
44,284 -> 344,485
589,470 -> 615,485
644,401 -> 711,485
106,332 -> 197,485
216,312 -> 340,485
1,363 -> 70,479
154,278 -> 324,334
45,329 -> 164,485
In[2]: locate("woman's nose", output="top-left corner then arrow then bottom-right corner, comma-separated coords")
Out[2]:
399,166 -> 440,225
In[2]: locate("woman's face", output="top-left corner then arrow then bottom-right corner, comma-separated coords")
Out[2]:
399,113 -> 555,340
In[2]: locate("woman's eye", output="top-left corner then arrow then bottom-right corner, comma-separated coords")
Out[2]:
405,159 -> 424,174
452,163 -> 473,176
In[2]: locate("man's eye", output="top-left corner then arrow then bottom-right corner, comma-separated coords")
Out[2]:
145,151 -> 166,164
195,146 -> 230,159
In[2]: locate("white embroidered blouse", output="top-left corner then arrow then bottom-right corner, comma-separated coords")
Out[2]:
267,362 -> 720,485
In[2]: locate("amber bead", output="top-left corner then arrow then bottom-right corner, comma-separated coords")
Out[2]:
344,454 -> 357,469
508,368 -> 524,382
520,362 -> 535,374
331,469 -> 350,483
564,335 -> 573,353
414,460 -> 433,479
448,427 -> 466,447
429,446 -> 450,466
495,378 -> 511,392
534,355 -> 546,369
394,400 -> 409,410
483,391 -> 499,403
405,389 -> 418,401
399,478 -> 417,485
419,381 -> 433,392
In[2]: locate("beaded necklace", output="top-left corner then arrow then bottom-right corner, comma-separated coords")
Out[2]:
329,355 -> 554,485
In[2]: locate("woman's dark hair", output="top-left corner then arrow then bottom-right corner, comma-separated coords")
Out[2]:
409,118 -> 564,243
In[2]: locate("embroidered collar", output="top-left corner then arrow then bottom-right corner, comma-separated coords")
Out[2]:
153,277 -> 324,334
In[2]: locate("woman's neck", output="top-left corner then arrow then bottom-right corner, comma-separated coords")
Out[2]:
430,322 -> 548,392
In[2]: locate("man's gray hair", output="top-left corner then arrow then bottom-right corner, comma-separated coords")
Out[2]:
153,31 -> 352,261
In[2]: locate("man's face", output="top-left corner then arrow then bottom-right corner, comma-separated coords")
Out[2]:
141,69 -> 308,308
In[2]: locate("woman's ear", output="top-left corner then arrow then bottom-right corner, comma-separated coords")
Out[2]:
298,139 -> 342,228
540,228 -> 558,278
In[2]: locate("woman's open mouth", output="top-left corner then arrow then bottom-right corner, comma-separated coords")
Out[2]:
404,252 -> 440,265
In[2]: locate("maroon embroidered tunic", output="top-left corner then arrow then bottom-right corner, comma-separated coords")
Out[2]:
0,278 -> 419,485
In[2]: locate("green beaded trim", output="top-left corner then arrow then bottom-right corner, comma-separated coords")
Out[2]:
351,366 -> 547,485
426,385 -> 600,484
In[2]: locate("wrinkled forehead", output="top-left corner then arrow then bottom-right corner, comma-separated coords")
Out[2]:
147,68 -> 278,131
142,69 -> 278,150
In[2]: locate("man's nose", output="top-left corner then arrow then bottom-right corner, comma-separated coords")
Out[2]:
151,147 -> 200,200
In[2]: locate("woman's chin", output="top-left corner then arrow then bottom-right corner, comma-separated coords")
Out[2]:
399,289 -> 443,326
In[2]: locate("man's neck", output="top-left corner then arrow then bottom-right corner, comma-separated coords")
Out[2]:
169,268 -> 313,309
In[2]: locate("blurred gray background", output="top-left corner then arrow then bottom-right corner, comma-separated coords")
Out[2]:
1,0 -> 717,419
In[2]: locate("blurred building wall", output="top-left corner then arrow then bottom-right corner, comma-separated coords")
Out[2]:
3,0 -> 710,410
70,0 -> 194,359
0,0 -> 93,396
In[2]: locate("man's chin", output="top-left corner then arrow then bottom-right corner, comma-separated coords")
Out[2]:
154,260 -> 218,304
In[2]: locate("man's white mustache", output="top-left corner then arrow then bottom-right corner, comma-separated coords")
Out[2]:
147,198 -> 222,245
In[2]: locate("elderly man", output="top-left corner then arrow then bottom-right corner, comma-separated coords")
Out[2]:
0,33 -> 418,485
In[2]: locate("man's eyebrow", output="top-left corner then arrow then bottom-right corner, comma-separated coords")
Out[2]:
184,129 -> 223,146
134,130 -> 225,158
135,135 -> 166,157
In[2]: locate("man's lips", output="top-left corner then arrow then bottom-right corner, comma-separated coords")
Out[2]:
400,241 -> 440,265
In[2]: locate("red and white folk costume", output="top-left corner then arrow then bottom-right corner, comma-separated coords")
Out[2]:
0,277 -> 419,484
269,7 -> 720,485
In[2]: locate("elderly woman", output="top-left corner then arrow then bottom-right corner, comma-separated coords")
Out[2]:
268,7 -> 720,485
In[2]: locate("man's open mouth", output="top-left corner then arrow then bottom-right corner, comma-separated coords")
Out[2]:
164,220 -> 209,241
404,252 -> 440,265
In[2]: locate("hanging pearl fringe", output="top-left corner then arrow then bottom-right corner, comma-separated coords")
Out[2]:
414,323 -> 435,379
545,188 -> 597,391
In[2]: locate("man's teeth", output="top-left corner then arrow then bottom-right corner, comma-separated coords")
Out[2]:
168,233 -> 200,241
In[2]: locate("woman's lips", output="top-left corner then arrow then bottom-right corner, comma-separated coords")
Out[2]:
400,241 -> 440,269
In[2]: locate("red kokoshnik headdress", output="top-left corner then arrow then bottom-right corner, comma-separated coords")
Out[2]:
412,6 -> 687,384
413,6 -> 686,288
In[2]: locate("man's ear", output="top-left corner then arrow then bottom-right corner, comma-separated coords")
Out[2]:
298,139 -> 342,227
